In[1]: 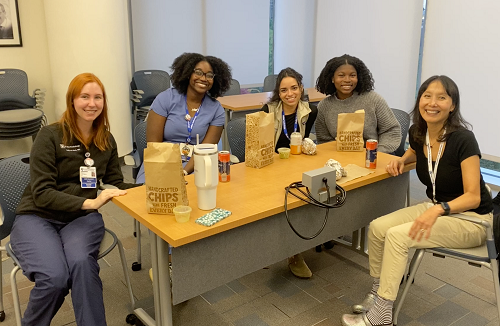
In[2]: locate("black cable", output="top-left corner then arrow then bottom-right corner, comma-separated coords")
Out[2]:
284,178 -> 346,240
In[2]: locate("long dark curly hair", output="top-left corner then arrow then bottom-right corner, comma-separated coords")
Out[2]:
268,67 -> 305,103
315,54 -> 374,96
411,75 -> 471,145
170,52 -> 232,98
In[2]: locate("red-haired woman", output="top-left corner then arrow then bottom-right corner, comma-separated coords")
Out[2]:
11,73 -> 138,326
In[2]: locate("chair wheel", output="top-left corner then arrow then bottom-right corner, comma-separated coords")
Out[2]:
126,313 -> 145,325
126,314 -> 136,324
132,262 -> 142,271
0,311 -> 5,322
315,245 -> 322,252
323,240 -> 335,249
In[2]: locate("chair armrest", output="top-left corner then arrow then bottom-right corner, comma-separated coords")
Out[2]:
452,213 -> 491,229
99,182 -> 118,190
124,151 -> 140,167
230,154 -> 240,164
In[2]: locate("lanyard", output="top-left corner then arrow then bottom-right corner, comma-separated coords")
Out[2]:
426,129 -> 445,204
282,109 -> 298,140
185,97 -> 203,144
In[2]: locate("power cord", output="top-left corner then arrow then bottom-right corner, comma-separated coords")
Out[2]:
284,178 -> 346,240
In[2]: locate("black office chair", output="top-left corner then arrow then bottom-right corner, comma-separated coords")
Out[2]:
227,118 -> 246,163
126,120 -> 147,271
391,108 -> 411,208
0,69 -> 46,141
223,79 -> 241,96
0,153 -> 136,326
263,74 -> 278,92
391,108 -> 411,157
130,70 -> 170,126
130,120 -> 148,181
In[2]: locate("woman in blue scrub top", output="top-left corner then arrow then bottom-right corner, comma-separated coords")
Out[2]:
135,52 -> 232,183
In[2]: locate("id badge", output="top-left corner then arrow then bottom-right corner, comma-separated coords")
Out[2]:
80,166 -> 97,188
180,143 -> 194,162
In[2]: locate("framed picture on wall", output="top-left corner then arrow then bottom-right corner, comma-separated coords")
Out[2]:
0,0 -> 22,47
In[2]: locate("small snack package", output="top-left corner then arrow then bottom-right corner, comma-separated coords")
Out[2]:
195,208 -> 232,227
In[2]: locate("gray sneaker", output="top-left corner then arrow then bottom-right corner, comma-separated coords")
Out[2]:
352,293 -> 376,314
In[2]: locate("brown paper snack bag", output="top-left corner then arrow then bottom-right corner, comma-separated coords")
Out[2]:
336,110 -> 365,151
144,142 -> 189,214
245,111 -> 274,168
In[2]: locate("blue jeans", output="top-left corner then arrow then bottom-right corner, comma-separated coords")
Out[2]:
10,213 -> 106,326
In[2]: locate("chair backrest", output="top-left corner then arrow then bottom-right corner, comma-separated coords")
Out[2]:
263,74 -> 278,92
135,120 -> 148,165
223,79 -> 241,96
227,118 -> 246,163
0,153 -> 30,240
131,120 -> 147,180
391,108 -> 411,157
132,70 -> 171,108
0,69 -> 36,109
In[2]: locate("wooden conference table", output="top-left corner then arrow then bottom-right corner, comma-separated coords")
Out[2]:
113,142 -> 415,326
217,88 -> 326,150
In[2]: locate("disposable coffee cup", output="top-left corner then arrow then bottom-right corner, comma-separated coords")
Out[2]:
173,205 -> 192,223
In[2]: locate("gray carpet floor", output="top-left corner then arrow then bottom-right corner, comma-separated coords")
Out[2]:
1,168 -> 498,326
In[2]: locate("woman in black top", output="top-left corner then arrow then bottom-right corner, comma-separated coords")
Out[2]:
342,75 -> 493,326
261,67 -> 317,152
11,73 -> 138,326
260,67 -> 318,279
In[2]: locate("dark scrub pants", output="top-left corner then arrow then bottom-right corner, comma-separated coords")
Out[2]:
10,212 -> 106,326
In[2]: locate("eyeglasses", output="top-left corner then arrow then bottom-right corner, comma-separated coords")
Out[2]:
193,69 -> 215,80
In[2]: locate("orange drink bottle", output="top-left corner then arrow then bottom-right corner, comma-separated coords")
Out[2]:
218,151 -> 230,182
365,139 -> 378,169
290,132 -> 302,155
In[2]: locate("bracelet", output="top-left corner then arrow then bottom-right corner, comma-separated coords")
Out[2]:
440,202 -> 450,216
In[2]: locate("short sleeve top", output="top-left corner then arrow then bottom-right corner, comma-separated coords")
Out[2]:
151,88 -> 225,144
409,125 -> 492,214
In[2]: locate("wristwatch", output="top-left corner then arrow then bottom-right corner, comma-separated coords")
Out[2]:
440,202 -> 450,216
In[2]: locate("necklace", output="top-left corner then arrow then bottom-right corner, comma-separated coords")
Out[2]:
428,139 -> 438,148
428,131 -> 445,148
185,104 -> 201,121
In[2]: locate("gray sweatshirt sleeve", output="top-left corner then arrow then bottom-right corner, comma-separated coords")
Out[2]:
315,99 -> 335,144
372,94 -> 401,153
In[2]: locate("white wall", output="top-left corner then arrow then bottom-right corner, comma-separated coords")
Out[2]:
0,0 -> 54,158
44,0 -> 133,156
274,0 -> 316,88
421,0 -> 500,159
131,0 -> 203,72
205,0 -> 269,86
314,0 -> 423,112
131,0 -> 269,86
